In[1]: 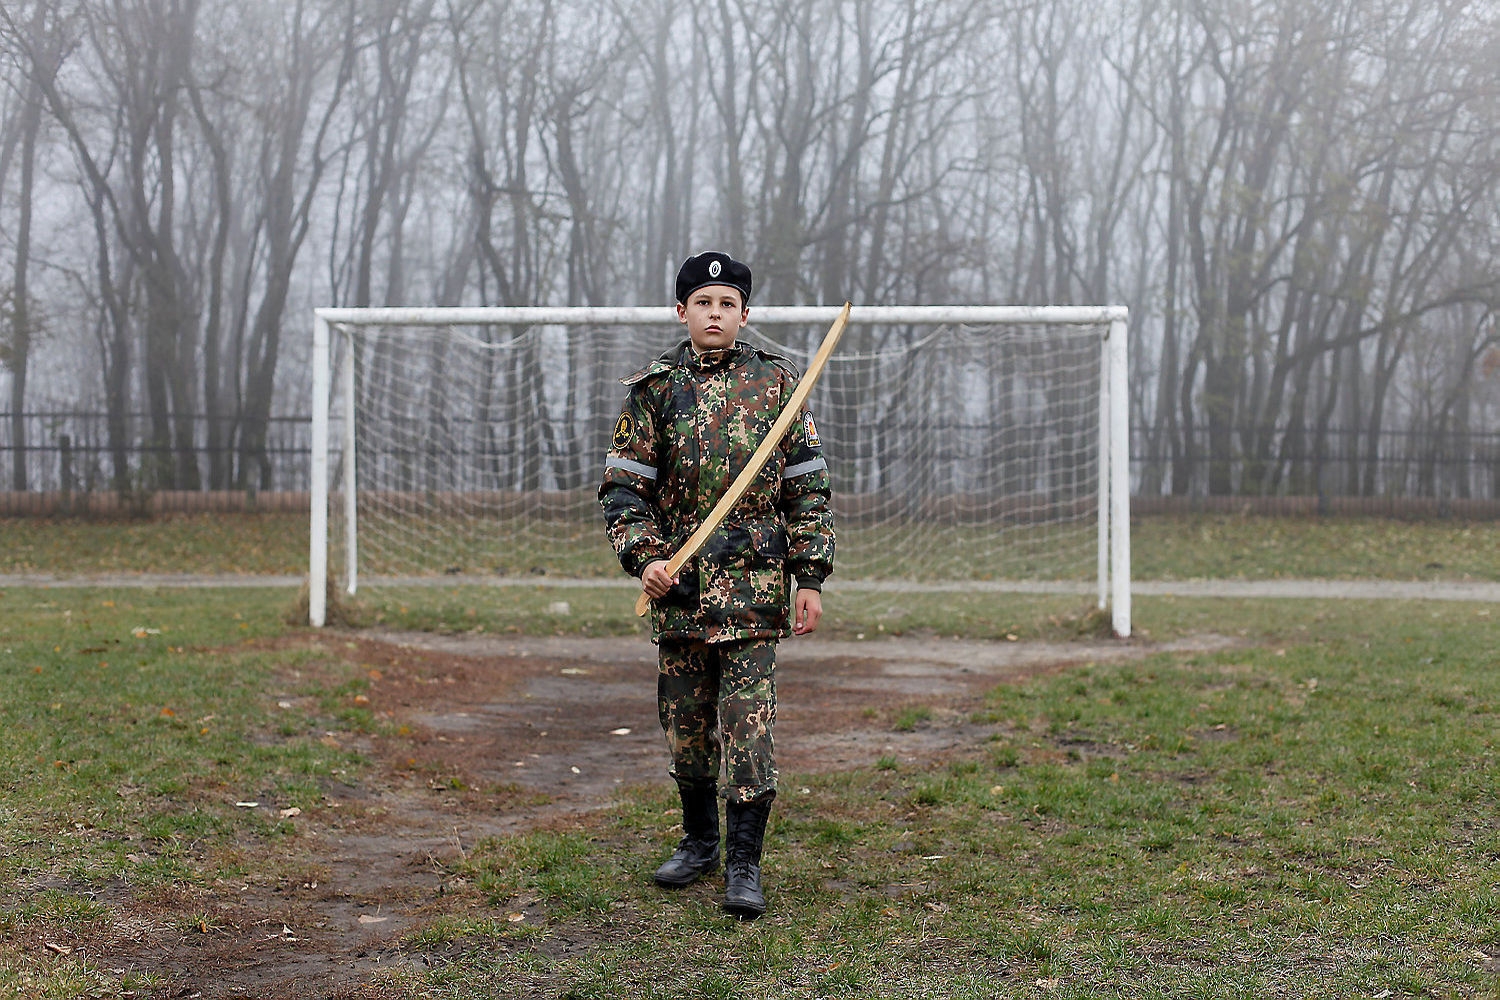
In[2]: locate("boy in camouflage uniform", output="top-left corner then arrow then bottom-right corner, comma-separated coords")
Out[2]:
599,251 -> 834,918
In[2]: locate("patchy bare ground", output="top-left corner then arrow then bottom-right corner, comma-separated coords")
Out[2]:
41,630 -> 1234,997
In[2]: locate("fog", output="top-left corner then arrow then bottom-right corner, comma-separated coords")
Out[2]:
0,0 -> 1497,498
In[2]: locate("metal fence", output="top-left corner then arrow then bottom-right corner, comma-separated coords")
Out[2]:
1133,426 -> 1500,500
2,411 -> 1498,506
0,412 -> 314,493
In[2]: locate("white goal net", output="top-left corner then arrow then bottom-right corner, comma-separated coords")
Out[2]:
309,306 -> 1131,634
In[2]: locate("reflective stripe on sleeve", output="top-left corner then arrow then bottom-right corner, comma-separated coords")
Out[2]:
605,455 -> 658,480
783,457 -> 828,479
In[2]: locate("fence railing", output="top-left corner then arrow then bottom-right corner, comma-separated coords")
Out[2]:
1,412 -> 1497,508
0,412 -> 314,493
1133,425 -> 1500,500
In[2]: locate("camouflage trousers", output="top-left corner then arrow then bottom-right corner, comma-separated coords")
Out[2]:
657,637 -> 778,805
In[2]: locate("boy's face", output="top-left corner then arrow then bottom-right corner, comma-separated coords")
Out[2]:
676,285 -> 748,352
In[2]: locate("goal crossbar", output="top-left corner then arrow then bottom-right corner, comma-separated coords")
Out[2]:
314,305 -> 1128,326
308,304 -> 1131,635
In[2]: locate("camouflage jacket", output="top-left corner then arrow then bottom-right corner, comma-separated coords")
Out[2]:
599,340 -> 835,643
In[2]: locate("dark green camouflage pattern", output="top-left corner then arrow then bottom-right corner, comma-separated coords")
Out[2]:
658,637 -> 777,804
599,340 -> 835,643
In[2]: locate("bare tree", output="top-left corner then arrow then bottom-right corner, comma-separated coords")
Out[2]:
3,0 -> 1499,503
0,1 -> 56,490
236,0 -> 357,489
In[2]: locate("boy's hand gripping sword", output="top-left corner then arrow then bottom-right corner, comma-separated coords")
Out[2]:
635,302 -> 852,617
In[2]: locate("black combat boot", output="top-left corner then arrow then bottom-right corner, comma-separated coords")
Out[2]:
722,795 -> 774,917
653,778 -> 721,887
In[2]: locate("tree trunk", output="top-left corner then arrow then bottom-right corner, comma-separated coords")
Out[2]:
8,47 -> 42,491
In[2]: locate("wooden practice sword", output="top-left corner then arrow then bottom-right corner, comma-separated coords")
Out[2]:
634,301 -> 852,617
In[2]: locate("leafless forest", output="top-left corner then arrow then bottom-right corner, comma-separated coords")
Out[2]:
0,0 -> 1497,499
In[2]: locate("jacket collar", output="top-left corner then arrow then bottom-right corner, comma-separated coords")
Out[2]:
679,340 -> 749,373
619,340 -> 752,386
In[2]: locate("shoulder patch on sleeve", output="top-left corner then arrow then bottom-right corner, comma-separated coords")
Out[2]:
803,410 -> 821,448
612,411 -> 636,450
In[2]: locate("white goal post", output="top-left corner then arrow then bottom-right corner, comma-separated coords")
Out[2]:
308,305 -> 1131,635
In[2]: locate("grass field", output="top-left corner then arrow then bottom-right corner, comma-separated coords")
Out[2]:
406,599 -> 1500,998
1,514 -> 1498,997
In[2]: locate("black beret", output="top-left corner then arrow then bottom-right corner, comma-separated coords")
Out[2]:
674,251 -> 752,305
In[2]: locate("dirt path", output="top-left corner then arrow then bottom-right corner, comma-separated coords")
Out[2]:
77,630 -> 1235,997
3,573 -> 1499,602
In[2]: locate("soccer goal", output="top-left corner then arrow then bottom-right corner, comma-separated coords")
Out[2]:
308,305 -> 1131,635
